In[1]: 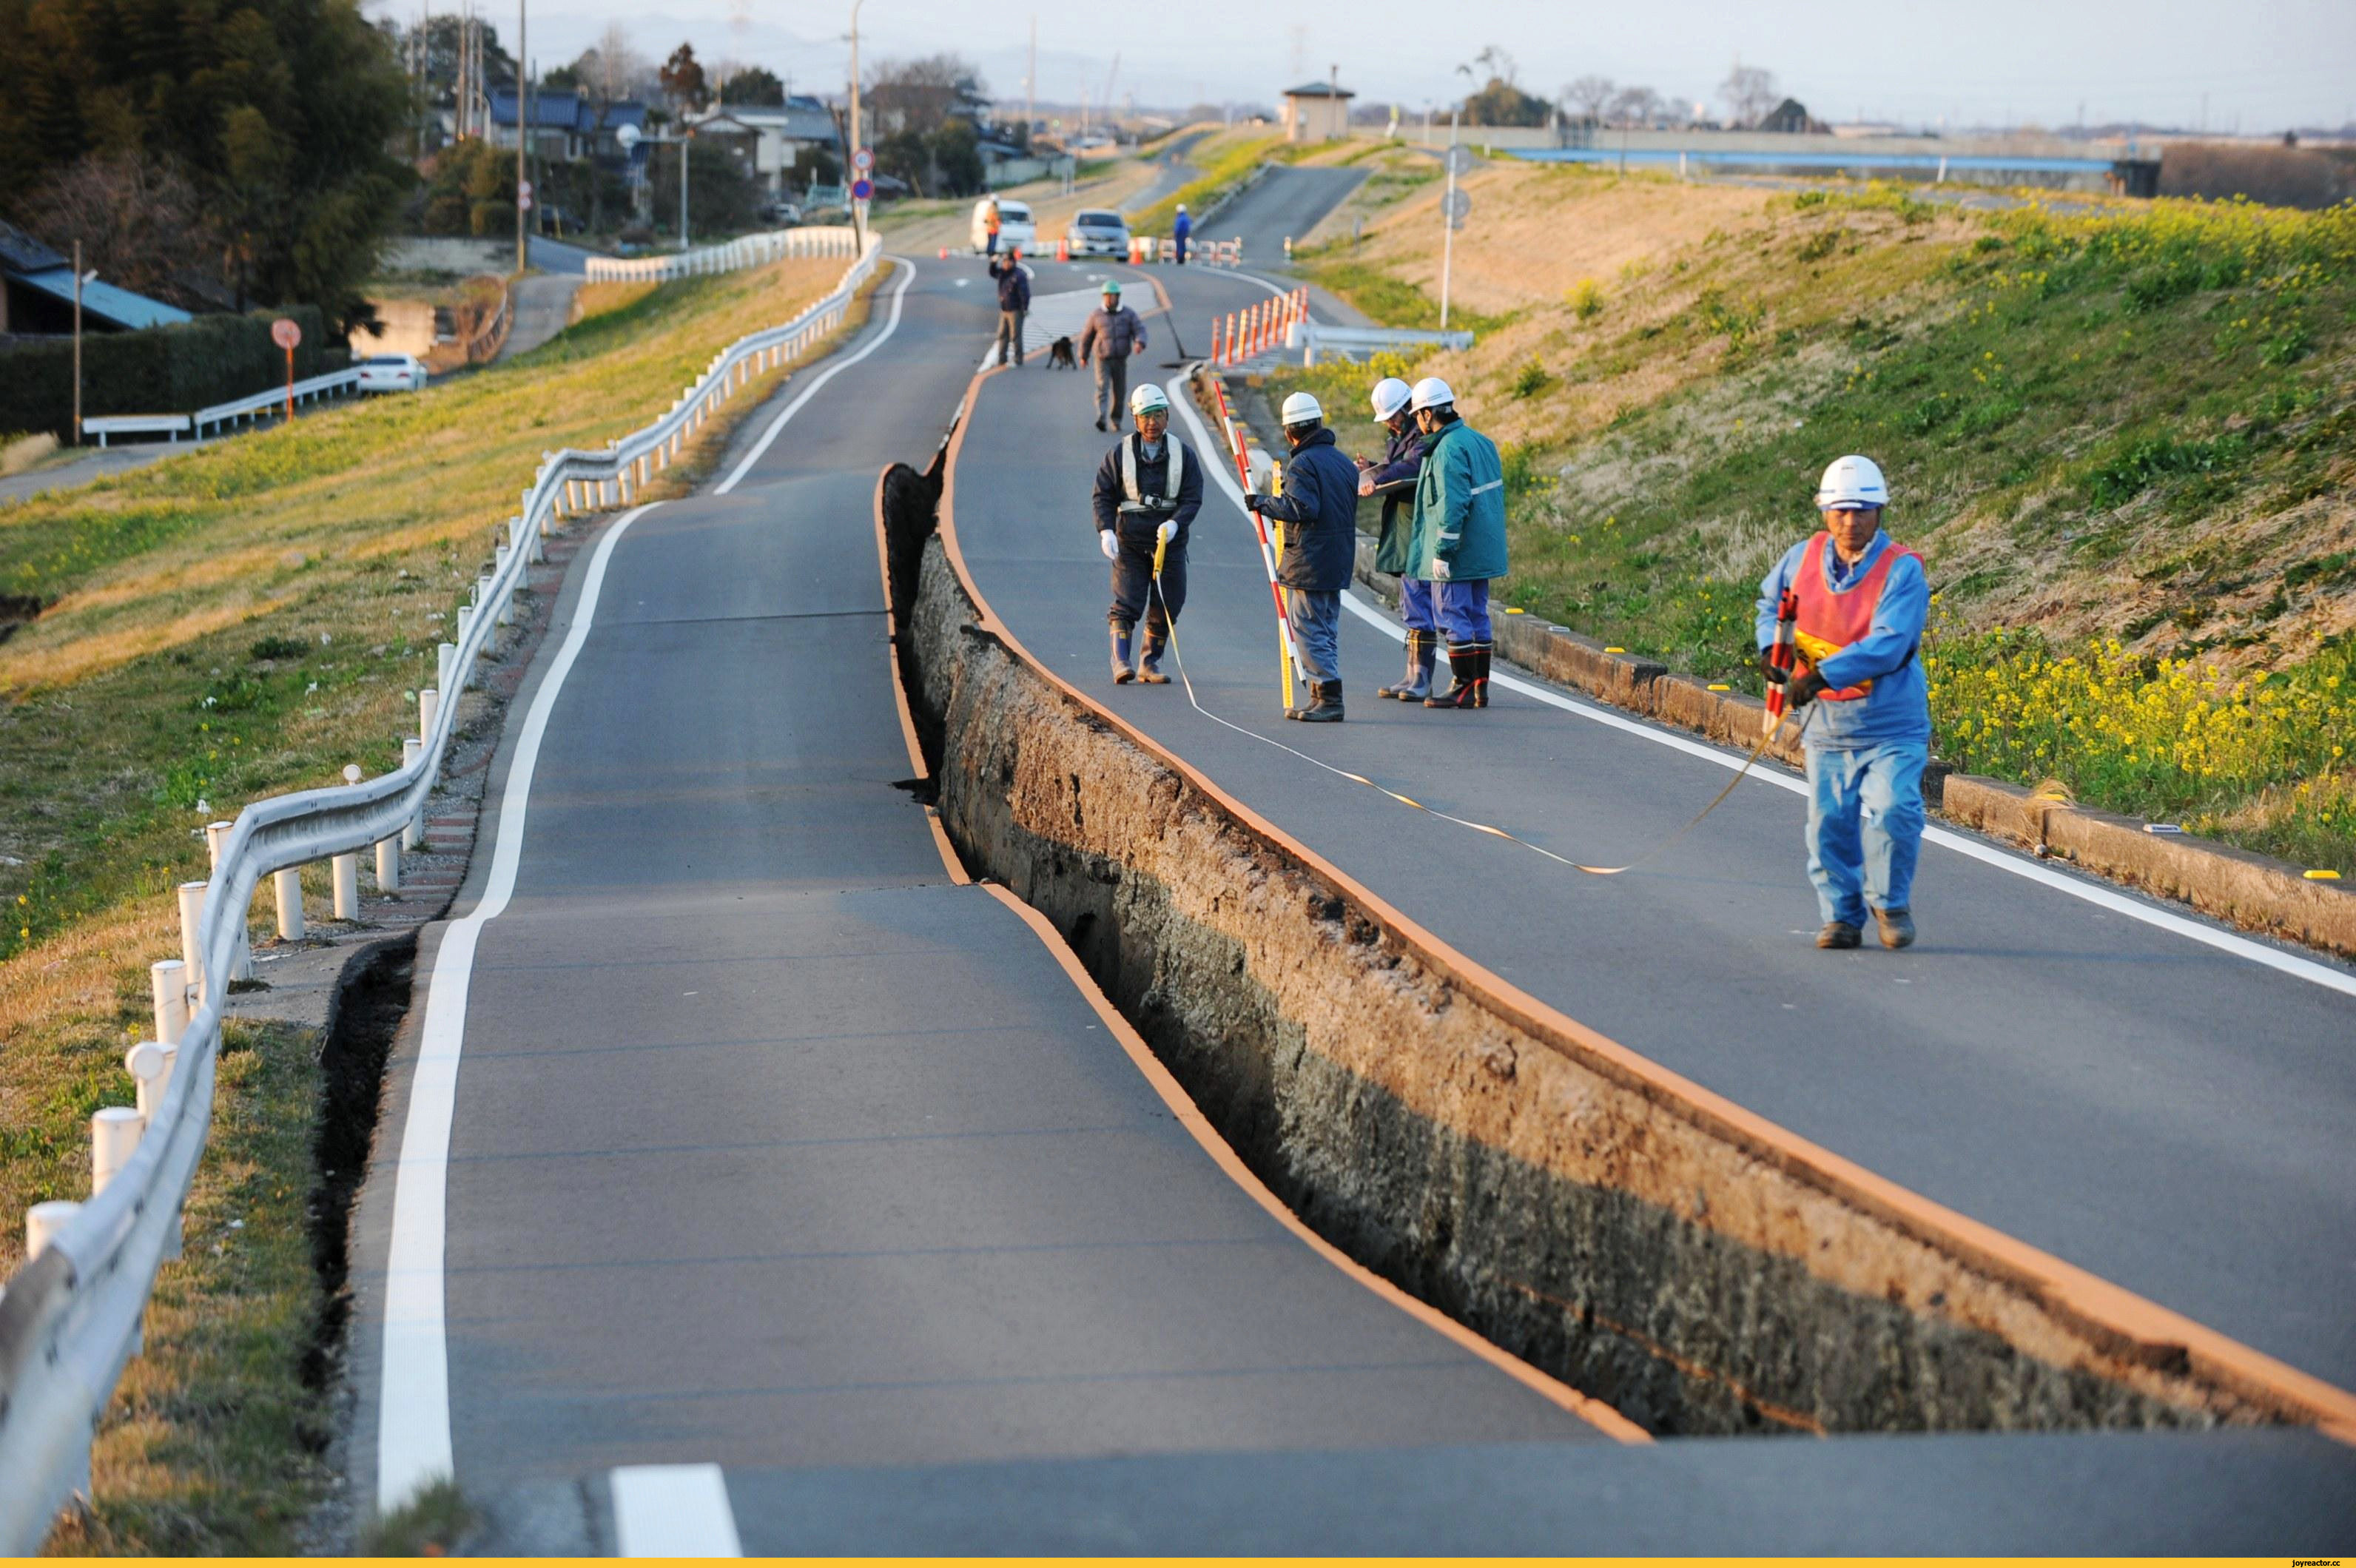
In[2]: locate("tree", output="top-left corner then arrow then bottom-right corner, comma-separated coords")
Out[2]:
0,0 -> 412,324
1606,86 -> 1663,128
576,26 -> 653,109
543,63 -> 582,92
650,138 -> 760,235
1562,75 -> 1615,126
1462,75 -> 1550,127
865,54 -> 985,139
25,152 -> 220,309
720,66 -> 787,107
1719,64 -> 1778,128
660,43 -> 709,112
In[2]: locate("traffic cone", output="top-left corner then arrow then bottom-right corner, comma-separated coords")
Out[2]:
1057,234 -> 1069,262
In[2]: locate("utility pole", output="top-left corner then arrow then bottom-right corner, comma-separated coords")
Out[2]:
516,0 -> 528,271
1027,15 -> 1036,147
847,0 -> 866,250
1440,112 -> 1457,330
71,241 -> 84,447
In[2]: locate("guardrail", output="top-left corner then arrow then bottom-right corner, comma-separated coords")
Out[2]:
0,231 -> 885,1550
583,223 -> 861,283
191,369 -> 365,440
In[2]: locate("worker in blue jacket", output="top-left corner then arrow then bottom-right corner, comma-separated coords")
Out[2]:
1355,376 -> 1436,700
1403,378 -> 1508,710
1245,391 -> 1360,722
1172,202 -> 1192,265
1754,454 -> 1931,952
987,249 -> 1030,367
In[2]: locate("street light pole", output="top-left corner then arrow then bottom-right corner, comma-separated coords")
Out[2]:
1440,112 -> 1457,331
847,0 -> 866,251
515,0 -> 528,272
71,240 -> 83,447
681,133 -> 691,251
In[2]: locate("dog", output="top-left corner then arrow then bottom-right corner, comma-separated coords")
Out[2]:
1046,335 -> 1079,371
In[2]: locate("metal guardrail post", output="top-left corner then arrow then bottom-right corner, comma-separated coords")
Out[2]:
149,959 -> 188,1044
332,852 -> 360,921
176,882 -> 207,1006
275,867 -> 305,941
401,738 -> 425,849
90,1108 -> 143,1196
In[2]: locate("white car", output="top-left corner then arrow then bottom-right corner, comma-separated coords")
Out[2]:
972,198 -> 1036,255
357,354 -> 428,394
1066,207 -> 1131,258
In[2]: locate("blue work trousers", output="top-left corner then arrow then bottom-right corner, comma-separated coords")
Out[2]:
1286,588 -> 1341,683
1399,577 -> 1436,633
1436,579 -> 1492,644
1804,740 -> 1926,926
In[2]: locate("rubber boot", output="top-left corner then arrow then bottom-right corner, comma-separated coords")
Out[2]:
1474,643 -> 1492,707
1378,632 -> 1434,700
1137,629 -> 1171,684
1111,627 -> 1134,684
1292,679 -> 1344,722
1424,645 -> 1482,709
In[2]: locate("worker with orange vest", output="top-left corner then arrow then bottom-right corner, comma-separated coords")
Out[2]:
1754,454 -> 1930,952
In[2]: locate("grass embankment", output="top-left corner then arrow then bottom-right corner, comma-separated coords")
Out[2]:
1266,164 -> 2356,870
1,253 -> 856,1547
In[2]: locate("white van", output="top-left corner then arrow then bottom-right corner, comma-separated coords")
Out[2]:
971,198 -> 1036,255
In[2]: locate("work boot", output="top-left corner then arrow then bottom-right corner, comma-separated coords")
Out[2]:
1874,907 -> 1916,949
1816,921 -> 1862,949
1378,632 -> 1434,700
1110,627 -> 1134,684
1424,645 -> 1482,709
1095,415 -> 1108,432
1137,631 -> 1171,684
1473,644 -> 1492,707
1289,679 -> 1344,722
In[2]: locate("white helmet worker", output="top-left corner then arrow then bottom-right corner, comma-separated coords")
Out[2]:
1408,376 -> 1455,414
1370,377 -> 1413,422
1177,202 -> 1188,212
1279,391 -> 1324,427
1814,454 -> 1890,511
1130,383 -> 1171,417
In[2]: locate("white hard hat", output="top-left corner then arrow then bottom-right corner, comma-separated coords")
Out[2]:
1370,377 -> 1412,421
1408,376 -> 1455,413
1177,202 -> 1187,212
1280,391 -> 1324,425
1814,454 -> 1890,511
1130,383 -> 1171,415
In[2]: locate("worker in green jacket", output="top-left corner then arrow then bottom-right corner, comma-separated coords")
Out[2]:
1403,377 -> 1508,709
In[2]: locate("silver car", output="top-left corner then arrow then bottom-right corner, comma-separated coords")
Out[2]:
1067,208 -> 1130,257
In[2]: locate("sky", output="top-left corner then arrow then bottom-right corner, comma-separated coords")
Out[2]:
367,0 -> 2356,134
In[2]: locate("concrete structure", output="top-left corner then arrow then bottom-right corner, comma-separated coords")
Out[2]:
1279,80 -> 1355,143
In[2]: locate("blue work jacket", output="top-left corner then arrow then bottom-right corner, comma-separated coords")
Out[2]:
1253,427 -> 1361,591
1407,417 -> 1509,582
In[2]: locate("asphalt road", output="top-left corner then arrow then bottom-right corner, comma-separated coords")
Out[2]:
1197,164 -> 1369,263
344,250 -> 2356,1551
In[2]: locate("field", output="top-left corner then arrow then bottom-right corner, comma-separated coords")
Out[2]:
1264,160 -> 2355,871
0,253 -> 857,1546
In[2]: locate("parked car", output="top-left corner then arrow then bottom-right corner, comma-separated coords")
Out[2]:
761,199 -> 804,227
1066,207 -> 1131,258
357,354 -> 428,394
971,197 -> 1036,254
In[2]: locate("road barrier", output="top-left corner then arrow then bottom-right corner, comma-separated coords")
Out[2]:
82,368 -> 367,447
582,224 -> 862,282
0,232 -> 884,1552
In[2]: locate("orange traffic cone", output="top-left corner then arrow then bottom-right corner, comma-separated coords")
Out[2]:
1057,234 -> 1070,262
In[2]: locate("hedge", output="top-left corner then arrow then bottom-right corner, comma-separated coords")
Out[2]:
0,306 -> 329,440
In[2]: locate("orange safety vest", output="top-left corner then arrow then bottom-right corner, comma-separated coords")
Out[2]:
1793,531 -> 1918,701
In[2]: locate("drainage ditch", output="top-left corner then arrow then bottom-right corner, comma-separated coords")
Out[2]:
878,448 -> 2311,1440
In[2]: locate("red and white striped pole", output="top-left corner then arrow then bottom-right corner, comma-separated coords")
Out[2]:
1208,378 -> 1300,701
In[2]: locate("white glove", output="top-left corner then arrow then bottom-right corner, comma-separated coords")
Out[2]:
1157,519 -> 1178,545
1100,529 -> 1120,560
1430,556 -> 1452,581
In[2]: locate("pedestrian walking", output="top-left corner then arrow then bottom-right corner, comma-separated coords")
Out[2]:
1243,392 -> 1360,721
1754,454 -> 1930,951
1093,383 -> 1202,684
1402,378 -> 1507,710
1078,280 -> 1148,433
988,249 -> 1029,367
1173,202 -> 1192,265
983,196 -> 1003,255
1355,375 -> 1436,699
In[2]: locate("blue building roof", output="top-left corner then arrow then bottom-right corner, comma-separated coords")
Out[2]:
10,266 -> 193,330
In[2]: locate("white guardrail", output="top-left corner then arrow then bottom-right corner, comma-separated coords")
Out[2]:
0,232 -> 884,1550
583,223 -> 862,282
82,369 -> 366,447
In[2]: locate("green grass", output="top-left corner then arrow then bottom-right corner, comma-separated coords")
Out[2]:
1127,131 -> 1305,236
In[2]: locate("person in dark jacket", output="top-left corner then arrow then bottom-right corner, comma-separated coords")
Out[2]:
1247,391 -> 1362,721
1091,382 -> 1202,684
1077,280 -> 1148,431
987,250 -> 1030,367
1354,375 -> 1435,699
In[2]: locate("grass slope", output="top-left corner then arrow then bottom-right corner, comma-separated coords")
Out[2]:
1267,166 -> 2355,870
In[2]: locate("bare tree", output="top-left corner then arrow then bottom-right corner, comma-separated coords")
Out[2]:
1606,85 -> 1663,128
1562,74 -> 1615,125
1719,63 -> 1777,128
27,152 -> 221,309
1470,44 -> 1520,87
865,54 -> 983,138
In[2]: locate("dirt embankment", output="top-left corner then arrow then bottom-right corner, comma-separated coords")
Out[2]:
877,451 -> 2348,1440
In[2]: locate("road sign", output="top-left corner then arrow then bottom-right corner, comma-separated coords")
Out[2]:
850,177 -> 874,202
271,317 -> 301,350
517,192 -> 534,211
519,178 -> 534,199
1447,212 -> 1469,232
1443,145 -> 1476,175
852,147 -> 875,172
1441,189 -> 1472,221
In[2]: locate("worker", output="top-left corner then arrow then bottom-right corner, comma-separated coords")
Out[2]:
1078,279 -> 1148,434
1173,201 -> 1192,265
1354,376 -> 1435,700
1756,454 -> 1929,951
1245,391 -> 1359,721
1093,382 -> 1202,684
983,196 -> 1002,255
1402,377 -> 1507,710
987,247 -> 1029,367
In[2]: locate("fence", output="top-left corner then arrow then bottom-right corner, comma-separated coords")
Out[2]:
82,368 -> 366,446
1211,291 -> 1475,369
582,224 -> 862,283
0,232 -> 885,1552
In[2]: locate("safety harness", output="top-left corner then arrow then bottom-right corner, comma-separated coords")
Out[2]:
1117,434 -> 1187,514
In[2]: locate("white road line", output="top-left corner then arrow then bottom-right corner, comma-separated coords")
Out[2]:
611,1464 -> 744,1557
375,500 -> 660,1512
1170,381 -> 2356,1000
716,260 -> 915,494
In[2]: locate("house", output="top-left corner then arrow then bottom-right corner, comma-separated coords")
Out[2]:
688,111 -> 763,181
487,89 -> 650,162
0,221 -> 192,337
1279,80 -> 1355,143
683,97 -> 843,195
